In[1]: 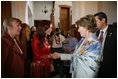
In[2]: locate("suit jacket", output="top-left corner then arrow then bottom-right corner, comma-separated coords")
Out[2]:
96,25 -> 117,78
1,33 -> 24,78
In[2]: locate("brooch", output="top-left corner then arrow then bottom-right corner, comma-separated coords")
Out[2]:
109,32 -> 112,36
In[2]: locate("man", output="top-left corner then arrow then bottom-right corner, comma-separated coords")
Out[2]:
94,12 -> 117,78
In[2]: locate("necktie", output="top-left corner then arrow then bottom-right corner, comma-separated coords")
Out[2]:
99,31 -> 104,43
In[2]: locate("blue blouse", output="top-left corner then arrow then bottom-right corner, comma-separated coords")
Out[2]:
63,37 -> 78,54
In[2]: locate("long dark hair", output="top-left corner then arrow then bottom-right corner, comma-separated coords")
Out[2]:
36,21 -> 51,46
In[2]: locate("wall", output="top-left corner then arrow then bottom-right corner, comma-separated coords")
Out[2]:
11,1 -> 34,27
72,1 -> 117,25
72,1 -> 98,24
11,1 -> 19,18
84,1 -> 98,15
98,1 -> 117,24
33,1 -> 53,20
12,1 -> 116,28
72,1 -> 79,24
11,1 -> 26,23
33,1 -> 72,28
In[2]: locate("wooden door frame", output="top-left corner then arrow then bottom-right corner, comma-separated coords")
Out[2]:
59,5 -> 72,31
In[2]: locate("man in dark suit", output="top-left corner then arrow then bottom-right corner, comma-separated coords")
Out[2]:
94,12 -> 117,78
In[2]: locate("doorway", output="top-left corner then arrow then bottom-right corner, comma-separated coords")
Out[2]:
59,5 -> 71,32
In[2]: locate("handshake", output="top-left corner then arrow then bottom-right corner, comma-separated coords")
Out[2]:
45,52 -> 61,59
51,52 -> 61,59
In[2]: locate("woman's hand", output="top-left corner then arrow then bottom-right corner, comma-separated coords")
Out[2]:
50,64 -> 55,72
52,52 -> 61,59
41,53 -> 61,59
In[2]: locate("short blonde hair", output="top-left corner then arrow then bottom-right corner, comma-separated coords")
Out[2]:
4,17 -> 22,33
76,15 -> 97,33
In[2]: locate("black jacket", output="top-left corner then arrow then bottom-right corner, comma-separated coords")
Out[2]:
96,25 -> 117,78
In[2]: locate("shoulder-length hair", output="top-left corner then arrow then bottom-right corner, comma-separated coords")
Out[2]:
36,21 -> 51,46
76,15 -> 97,33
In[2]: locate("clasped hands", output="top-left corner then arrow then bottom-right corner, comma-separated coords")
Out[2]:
42,52 -> 61,59
51,52 -> 61,59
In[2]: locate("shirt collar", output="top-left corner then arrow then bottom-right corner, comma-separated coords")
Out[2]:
100,25 -> 108,33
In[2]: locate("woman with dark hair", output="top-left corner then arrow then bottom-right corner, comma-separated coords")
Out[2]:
30,22 -> 54,78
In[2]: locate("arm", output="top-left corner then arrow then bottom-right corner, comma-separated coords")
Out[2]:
60,54 -> 72,60
52,52 -> 72,60
1,38 -> 9,77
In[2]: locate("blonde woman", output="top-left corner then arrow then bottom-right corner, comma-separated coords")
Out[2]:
53,15 -> 102,78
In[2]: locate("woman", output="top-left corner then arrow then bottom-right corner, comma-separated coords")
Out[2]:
53,15 -> 102,78
30,22 -> 54,78
63,30 -> 78,54
1,18 -> 24,77
62,30 -> 78,77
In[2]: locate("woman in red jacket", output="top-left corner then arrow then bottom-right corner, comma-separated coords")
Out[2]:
30,21 -> 54,78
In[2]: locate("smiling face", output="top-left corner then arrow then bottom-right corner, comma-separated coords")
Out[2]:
8,20 -> 22,37
78,26 -> 88,37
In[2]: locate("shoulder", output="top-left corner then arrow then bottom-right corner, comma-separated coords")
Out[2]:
77,38 -> 84,46
90,40 -> 101,51
92,37 -> 101,47
60,34 -> 65,39
89,34 -> 101,48
32,36 -> 40,44
1,34 -> 13,46
33,36 -> 40,41
108,25 -> 116,32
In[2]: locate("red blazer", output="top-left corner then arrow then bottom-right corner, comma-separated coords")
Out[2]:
31,36 -> 52,66
1,33 -> 24,78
